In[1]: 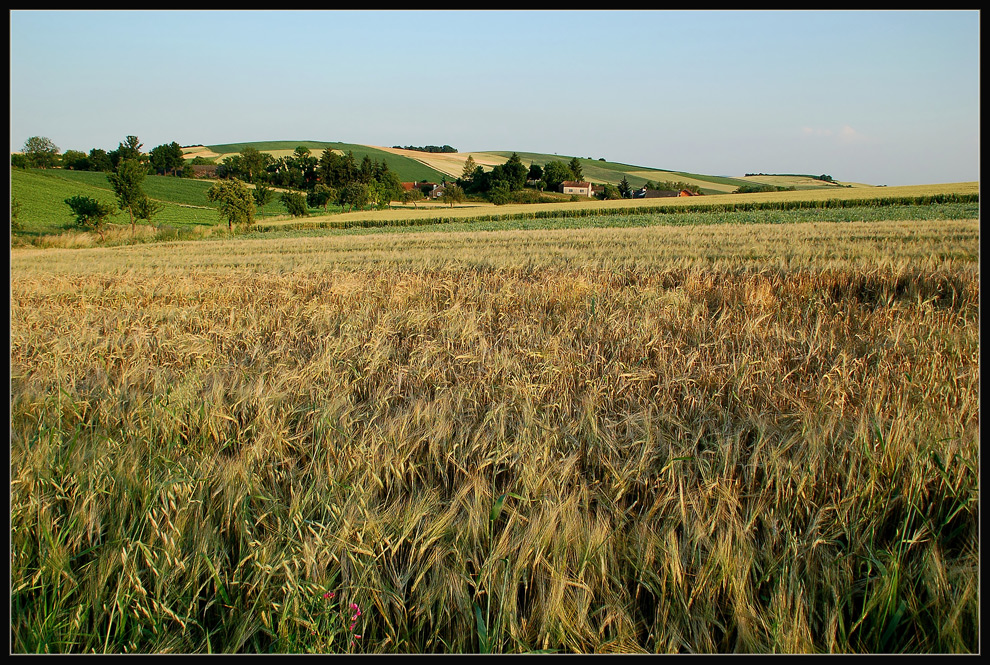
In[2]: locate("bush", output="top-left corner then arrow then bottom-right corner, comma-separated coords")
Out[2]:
64,195 -> 115,240
281,191 -> 309,217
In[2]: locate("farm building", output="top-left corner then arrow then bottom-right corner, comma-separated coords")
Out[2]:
560,180 -> 593,197
402,181 -> 445,198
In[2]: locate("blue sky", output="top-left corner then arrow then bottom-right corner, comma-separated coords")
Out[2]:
9,10 -> 980,185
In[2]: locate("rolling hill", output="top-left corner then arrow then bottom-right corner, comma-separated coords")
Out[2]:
194,141 -> 872,194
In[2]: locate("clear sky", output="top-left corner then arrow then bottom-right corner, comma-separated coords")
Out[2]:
9,9 -> 980,186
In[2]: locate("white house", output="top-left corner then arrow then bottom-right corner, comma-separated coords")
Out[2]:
560,180 -> 593,197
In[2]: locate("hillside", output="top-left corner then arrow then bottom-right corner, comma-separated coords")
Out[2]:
186,141 -> 877,194
374,147 -> 875,194
200,141 -> 451,183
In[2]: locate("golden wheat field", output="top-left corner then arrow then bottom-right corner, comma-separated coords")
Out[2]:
9,214 -> 980,654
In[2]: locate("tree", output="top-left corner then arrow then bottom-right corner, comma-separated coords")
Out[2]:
252,183 -> 276,212
340,181 -> 370,211
134,195 -> 164,226
401,188 -> 422,208
461,154 -> 478,181
376,170 -> 405,208
542,161 -> 574,192
87,148 -> 112,172
281,191 -> 309,217
207,178 -> 255,231
441,184 -> 466,208
568,157 -> 584,182
64,195 -> 115,241
496,152 -> 528,190
149,142 -> 185,176
110,135 -> 144,168
107,159 -> 148,232
358,155 -> 375,183
22,136 -> 60,169
598,184 -> 621,200
240,146 -> 272,184
61,150 -> 90,171
617,176 -> 632,198
527,163 -> 544,181
486,181 -> 511,205
307,183 -> 336,212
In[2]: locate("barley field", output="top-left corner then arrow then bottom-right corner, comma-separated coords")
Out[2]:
9,212 -> 980,653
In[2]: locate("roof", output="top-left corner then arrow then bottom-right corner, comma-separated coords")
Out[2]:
561,181 -> 592,188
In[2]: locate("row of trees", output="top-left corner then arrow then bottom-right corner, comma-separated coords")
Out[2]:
215,146 -> 409,215
391,144 -> 457,153
16,135 -> 190,177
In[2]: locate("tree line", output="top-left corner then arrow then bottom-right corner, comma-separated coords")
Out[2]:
391,144 -> 457,153
214,145 -> 409,217
14,135 -> 188,177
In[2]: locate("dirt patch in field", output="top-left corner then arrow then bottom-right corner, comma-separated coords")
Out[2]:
373,146 -> 508,178
182,145 -> 222,160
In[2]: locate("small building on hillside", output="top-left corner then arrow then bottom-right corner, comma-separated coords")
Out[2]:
560,180 -> 593,197
403,181 -> 445,198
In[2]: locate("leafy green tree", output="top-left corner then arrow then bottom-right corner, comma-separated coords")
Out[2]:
239,146 -> 272,184
568,157 -> 584,182
401,188 -> 422,208
149,142 -> 185,176
281,191 -> 309,217
442,184 -> 466,208
87,148 -> 113,172
107,159 -> 148,232
307,183 -> 336,212
340,182 -> 370,211
61,150 -> 90,171
598,184 -> 621,200
110,135 -> 143,168
376,170 -> 405,208
64,195 -> 115,240
11,154 -> 28,169
486,181 -> 511,205
134,195 -> 164,226
252,183 -> 276,212
496,152 -> 528,190
527,163 -> 543,181
207,178 -> 255,230
542,161 -> 574,192
461,155 -> 478,181
22,136 -> 60,169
